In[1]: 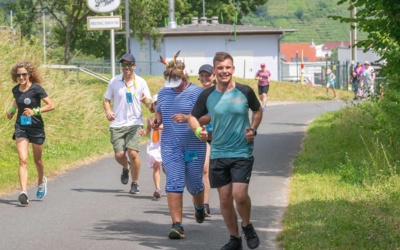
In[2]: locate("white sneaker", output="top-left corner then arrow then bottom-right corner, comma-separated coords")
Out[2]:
18,191 -> 29,205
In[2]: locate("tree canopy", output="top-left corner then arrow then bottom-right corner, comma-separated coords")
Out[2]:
333,0 -> 400,148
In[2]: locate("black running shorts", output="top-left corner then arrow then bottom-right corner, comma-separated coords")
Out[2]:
209,156 -> 254,188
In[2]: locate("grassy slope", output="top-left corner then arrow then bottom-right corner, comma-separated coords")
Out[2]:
243,0 -> 368,44
277,105 -> 400,249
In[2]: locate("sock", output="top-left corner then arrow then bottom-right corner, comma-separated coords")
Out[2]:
194,204 -> 204,211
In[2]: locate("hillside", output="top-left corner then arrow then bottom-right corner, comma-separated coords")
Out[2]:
242,0 -> 368,44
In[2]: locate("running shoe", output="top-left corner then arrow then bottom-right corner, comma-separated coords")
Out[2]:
153,189 -> 161,199
220,236 -> 243,250
121,167 -> 130,185
130,182 -> 140,194
204,203 -> 211,217
18,191 -> 29,205
242,223 -> 260,249
36,176 -> 47,199
168,222 -> 185,239
194,204 -> 205,223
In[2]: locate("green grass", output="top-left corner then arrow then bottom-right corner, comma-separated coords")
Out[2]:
277,105 -> 400,249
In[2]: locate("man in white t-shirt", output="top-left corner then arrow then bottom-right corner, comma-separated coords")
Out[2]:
103,53 -> 152,194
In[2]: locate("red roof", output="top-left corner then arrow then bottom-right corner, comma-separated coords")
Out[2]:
280,43 -> 317,62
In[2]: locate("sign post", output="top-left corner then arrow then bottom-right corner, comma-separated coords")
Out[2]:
86,0 -> 121,78
301,50 -> 305,85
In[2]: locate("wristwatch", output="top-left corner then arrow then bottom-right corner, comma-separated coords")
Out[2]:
249,128 -> 257,136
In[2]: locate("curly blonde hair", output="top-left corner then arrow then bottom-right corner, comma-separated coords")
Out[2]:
163,60 -> 188,82
10,61 -> 43,84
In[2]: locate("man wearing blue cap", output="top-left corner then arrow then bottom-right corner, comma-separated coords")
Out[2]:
103,53 -> 152,194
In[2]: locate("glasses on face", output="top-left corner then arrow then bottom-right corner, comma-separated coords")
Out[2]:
121,63 -> 134,67
17,73 -> 28,78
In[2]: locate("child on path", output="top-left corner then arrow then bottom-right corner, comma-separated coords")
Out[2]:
325,68 -> 337,99
140,94 -> 163,199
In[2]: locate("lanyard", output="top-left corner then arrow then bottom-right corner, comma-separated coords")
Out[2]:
124,75 -> 137,95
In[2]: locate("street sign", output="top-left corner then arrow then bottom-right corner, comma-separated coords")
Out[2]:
87,16 -> 122,30
87,0 -> 121,13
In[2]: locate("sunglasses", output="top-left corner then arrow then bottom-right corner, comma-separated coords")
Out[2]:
121,63 -> 134,67
17,73 -> 28,77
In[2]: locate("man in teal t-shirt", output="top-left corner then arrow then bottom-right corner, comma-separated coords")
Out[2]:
189,52 -> 263,250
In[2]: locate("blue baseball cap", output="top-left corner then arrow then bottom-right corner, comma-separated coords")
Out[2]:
119,53 -> 136,63
198,64 -> 213,74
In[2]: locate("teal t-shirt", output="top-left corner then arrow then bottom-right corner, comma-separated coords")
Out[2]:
191,82 -> 260,159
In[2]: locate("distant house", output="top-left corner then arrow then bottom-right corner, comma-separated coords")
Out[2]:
129,17 -> 294,80
316,41 -> 351,60
280,43 -> 317,62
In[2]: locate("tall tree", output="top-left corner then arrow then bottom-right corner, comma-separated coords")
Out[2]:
5,0 -> 39,39
333,0 -> 400,147
37,0 -> 93,65
332,0 -> 400,90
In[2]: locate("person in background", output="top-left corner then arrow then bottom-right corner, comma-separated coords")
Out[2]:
6,61 -> 55,205
254,63 -> 271,111
352,61 -> 364,100
139,94 -> 163,199
189,52 -> 263,250
103,53 -> 152,194
360,61 -> 375,98
325,68 -> 337,99
155,52 -> 207,239
198,64 -> 214,217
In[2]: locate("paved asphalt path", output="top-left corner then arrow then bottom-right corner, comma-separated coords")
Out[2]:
0,101 -> 346,250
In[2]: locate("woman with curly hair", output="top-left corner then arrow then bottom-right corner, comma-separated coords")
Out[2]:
6,61 -> 55,205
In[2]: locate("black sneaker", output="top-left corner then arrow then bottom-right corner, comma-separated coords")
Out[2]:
194,204 -> 205,223
130,182 -> 140,194
242,223 -> 260,249
221,236 -> 243,250
168,222 -> 185,239
204,203 -> 211,217
121,168 -> 129,185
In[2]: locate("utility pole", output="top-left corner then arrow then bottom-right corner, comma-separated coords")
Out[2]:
350,5 -> 357,65
125,0 -> 130,53
111,12 -> 115,77
43,11 -> 46,65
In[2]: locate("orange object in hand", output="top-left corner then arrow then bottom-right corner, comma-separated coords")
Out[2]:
152,118 -> 159,142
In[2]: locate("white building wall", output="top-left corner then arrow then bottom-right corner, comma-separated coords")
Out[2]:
338,47 -> 383,64
130,34 -> 280,80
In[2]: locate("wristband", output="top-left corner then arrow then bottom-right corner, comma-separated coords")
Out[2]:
8,107 -> 16,114
195,127 -> 202,138
33,107 -> 41,116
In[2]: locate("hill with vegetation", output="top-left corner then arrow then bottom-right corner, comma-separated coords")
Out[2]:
242,0 -> 368,44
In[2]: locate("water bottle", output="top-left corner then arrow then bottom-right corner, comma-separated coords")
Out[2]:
152,118 -> 159,142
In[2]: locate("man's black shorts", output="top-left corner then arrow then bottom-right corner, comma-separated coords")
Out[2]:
209,156 -> 254,188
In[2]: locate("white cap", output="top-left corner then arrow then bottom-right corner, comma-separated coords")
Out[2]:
164,78 -> 183,88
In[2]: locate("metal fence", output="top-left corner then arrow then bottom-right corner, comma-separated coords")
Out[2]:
70,59 -> 114,75
71,58 -> 382,92
280,61 -> 351,90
